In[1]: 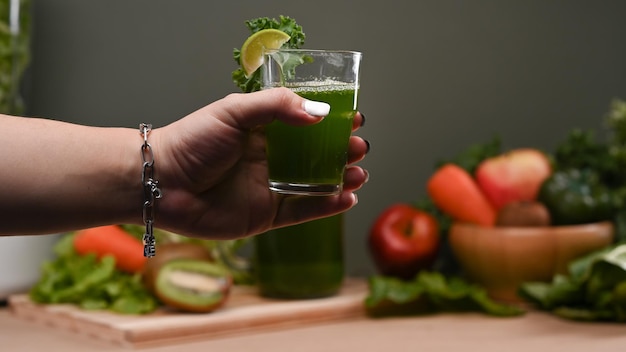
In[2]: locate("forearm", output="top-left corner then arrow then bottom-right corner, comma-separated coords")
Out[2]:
0,115 -> 142,235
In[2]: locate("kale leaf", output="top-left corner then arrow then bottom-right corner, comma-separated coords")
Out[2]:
365,271 -> 525,317
519,244 -> 626,322
232,16 -> 305,93
550,99 -> 626,241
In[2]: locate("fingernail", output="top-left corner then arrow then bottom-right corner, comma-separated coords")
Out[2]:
341,191 -> 358,206
363,169 -> 370,183
360,113 -> 366,127
364,139 -> 371,154
303,100 -> 330,117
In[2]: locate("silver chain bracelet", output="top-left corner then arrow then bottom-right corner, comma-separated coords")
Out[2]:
140,123 -> 162,258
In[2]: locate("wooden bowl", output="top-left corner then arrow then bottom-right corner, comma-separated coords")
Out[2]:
448,222 -> 614,302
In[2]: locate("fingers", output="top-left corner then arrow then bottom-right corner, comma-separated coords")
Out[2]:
214,88 -> 366,133
343,166 -> 369,192
214,87 -> 329,129
352,112 -> 365,131
273,191 -> 359,229
272,165 -> 367,229
302,100 -> 331,117
347,136 -> 370,164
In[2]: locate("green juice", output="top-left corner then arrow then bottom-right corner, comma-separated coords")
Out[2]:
265,83 -> 357,194
255,50 -> 360,299
254,214 -> 344,299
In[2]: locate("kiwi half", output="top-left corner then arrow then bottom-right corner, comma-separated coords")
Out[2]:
142,242 -> 213,293
148,259 -> 232,313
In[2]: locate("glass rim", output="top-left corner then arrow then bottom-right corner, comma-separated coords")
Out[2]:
264,48 -> 362,56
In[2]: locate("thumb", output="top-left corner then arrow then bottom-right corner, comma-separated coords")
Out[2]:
214,87 -> 330,129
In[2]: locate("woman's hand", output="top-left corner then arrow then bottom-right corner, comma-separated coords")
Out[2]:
154,87 -> 369,239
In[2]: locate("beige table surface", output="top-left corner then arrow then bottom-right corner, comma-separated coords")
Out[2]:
1,307 -> 625,351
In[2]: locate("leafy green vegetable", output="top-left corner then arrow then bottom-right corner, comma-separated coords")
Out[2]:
537,169 -> 617,226
0,0 -> 31,115
435,135 -> 502,175
232,15 -> 305,93
265,50 -> 314,84
550,99 -> 626,242
365,271 -> 525,317
606,99 -> 626,146
552,129 -> 621,187
30,234 -> 158,315
519,244 -> 626,322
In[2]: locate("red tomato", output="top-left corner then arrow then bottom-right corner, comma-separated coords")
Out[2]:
368,203 -> 440,279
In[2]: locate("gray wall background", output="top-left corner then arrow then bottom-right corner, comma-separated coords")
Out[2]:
27,1 -> 626,276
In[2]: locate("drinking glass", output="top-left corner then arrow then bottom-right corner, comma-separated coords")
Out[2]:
261,49 -> 362,196
253,214 -> 344,299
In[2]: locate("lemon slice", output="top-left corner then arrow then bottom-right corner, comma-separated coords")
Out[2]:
240,29 -> 290,77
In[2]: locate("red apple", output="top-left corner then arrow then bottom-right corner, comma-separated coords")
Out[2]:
368,204 -> 440,280
475,148 -> 552,210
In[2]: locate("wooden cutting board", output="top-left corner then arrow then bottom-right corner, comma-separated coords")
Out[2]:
8,279 -> 368,348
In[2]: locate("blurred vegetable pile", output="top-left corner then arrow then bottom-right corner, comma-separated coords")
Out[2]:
30,225 -> 252,315
550,99 -> 626,241
419,98 -> 626,266
30,232 -> 158,314
0,0 -> 30,114
365,98 -> 626,321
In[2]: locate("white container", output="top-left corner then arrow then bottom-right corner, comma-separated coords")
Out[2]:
0,235 -> 60,299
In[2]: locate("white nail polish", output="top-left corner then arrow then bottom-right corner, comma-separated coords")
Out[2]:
303,100 -> 330,117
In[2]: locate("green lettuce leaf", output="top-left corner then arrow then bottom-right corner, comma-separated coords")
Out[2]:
365,271 -> 524,317
29,234 -> 158,315
519,243 -> 626,322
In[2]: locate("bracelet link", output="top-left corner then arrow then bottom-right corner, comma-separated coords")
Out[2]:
143,221 -> 156,258
139,123 -> 161,258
